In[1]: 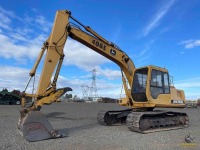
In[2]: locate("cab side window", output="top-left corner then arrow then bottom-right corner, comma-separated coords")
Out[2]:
150,70 -> 170,99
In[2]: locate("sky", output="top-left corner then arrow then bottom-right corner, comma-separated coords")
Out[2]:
0,0 -> 199,100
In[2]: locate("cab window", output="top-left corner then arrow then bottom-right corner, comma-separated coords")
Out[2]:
150,70 -> 170,99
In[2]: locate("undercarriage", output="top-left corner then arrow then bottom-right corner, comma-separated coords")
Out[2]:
97,109 -> 189,133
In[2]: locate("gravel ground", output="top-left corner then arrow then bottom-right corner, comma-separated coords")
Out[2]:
0,102 -> 199,150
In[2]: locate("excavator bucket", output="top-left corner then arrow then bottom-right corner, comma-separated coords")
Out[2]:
18,111 -> 63,142
18,87 -> 72,142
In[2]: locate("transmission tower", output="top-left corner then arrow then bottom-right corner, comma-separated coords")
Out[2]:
89,69 -> 98,98
81,84 -> 90,100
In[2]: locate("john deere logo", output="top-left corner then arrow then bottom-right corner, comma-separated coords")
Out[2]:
110,49 -> 116,56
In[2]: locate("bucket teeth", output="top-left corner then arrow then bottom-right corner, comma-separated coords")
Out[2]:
18,111 -> 62,142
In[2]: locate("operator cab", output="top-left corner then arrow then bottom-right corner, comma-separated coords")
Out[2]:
131,66 -> 170,102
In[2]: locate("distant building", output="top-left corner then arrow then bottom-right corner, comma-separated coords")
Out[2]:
186,100 -> 197,108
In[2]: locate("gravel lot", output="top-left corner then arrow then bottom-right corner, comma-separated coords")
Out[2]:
0,102 -> 199,150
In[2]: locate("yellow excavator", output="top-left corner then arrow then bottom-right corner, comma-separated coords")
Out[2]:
18,10 -> 189,142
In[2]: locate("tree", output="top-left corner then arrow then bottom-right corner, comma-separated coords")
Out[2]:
64,93 -> 72,99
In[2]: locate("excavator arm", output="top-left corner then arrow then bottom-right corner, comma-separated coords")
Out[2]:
18,10 -> 135,142
21,10 -> 135,112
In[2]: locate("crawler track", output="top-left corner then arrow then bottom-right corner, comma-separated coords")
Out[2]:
97,110 -> 189,133
126,111 -> 189,133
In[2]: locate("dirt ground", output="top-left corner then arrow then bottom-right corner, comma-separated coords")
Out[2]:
0,102 -> 199,150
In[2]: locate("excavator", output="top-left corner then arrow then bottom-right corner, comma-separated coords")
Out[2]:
18,10 -> 189,142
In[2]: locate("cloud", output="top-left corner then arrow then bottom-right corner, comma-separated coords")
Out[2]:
179,39 -> 200,49
130,39 -> 155,66
0,6 -> 15,18
0,6 -> 127,98
63,40 -> 122,80
0,6 -> 14,30
57,75 -> 123,98
0,17 -> 120,81
143,0 -> 175,36
97,67 -> 121,80
35,15 -> 52,32
0,66 -> 29,91
175,77 -> 200,88
1,65 -> 199,99
175,77 -> 200,100
63,39 -> 124,80
0,65 -> 123,98
0,6 -> 124,80
0,6 -> 51,34
0,33 -> 47,61
64,39 -> 110,70
0,6 -> 53,62
159,27 -> 171,35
